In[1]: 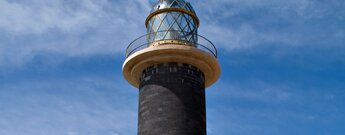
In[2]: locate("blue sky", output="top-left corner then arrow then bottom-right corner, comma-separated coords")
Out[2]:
0,0 -> 344,135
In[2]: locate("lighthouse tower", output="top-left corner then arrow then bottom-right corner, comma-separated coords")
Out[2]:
122,0 -> 220,134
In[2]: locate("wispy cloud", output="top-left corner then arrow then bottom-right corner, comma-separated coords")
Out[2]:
0,0 -> 150,34
195,0 -> 345,50
0,0 -> 151,69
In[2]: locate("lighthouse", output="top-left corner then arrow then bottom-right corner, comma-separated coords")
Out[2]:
122,0 -> 220,134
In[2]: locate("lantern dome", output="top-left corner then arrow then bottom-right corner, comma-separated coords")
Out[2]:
146,0 -> 200,45
150,0 -> 196,14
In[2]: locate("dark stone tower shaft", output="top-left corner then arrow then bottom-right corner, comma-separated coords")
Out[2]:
138,63 -> 206,135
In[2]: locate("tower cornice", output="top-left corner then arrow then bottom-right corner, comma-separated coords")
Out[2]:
122,44 -> 220,88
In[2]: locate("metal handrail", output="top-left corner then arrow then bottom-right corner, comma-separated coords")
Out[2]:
125,31 -> 217,58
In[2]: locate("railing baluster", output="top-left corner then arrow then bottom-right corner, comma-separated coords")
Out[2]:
126,30 -> 217,58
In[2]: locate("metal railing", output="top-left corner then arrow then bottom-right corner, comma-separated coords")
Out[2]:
126,31 -> 217,58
